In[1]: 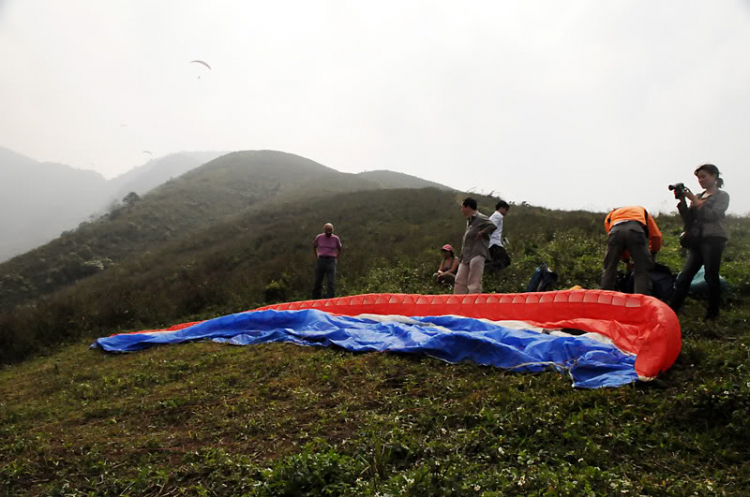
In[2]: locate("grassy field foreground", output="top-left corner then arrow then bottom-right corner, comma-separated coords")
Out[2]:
2,208 -> 749,494
2,311 -> 749,496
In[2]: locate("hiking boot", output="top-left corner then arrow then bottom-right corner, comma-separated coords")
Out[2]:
702,312 -> 719,323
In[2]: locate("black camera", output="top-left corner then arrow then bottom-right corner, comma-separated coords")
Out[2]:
668,182 -> 687,199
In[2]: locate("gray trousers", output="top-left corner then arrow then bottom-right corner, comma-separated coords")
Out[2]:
601,221 -> 652,295
454,255 -> 486,294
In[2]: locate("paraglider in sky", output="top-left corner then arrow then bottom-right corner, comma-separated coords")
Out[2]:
92,290 -> 682,389
190,60 -> 212,79
142,150 -> 152,156
190,60 -> 211,70
190,60 -> 211,79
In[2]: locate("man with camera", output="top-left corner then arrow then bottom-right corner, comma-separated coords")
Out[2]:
601,206 -> 662,295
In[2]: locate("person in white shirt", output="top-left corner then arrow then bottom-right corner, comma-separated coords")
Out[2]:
486,200 -> 511,272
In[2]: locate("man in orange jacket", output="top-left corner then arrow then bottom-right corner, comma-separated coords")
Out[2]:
601,206 -> 662,295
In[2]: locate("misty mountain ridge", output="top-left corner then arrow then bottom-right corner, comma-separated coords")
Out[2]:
0,147 -> 109,262
0,147 -> 453,263
0,149 -> 453,309
0,148 -> 224,262
108,151 -> 226,202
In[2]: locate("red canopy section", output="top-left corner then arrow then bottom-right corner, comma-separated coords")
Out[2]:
255,290 -> 682,380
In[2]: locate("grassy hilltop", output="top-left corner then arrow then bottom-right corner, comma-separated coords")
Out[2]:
1,153 -> 750,494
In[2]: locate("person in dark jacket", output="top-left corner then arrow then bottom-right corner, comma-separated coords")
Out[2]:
670,164 -> 730,322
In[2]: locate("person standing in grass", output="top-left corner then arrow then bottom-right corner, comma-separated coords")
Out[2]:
670,164 -> 730,322
454,198 -> 496,294
486,200 -> 511,272
312,223 -> 342,299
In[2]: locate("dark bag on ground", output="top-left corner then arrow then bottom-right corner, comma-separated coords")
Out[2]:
526,263 -> 558,292
613,263 -> 675,302
651,263 -> 676,301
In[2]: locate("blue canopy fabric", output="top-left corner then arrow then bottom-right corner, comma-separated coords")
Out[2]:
92,309 -> 637,388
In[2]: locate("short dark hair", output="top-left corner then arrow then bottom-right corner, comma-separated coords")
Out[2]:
462,197 -> 477,210
694,164 -> 724,188
496,200 -> 510,211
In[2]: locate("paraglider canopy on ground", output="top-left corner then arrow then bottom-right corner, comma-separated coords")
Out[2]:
92,290 -> 682,389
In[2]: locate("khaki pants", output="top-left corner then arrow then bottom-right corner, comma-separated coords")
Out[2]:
454,255 -> 486,294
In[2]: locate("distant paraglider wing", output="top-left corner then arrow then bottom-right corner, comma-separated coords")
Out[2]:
190,60 -> 212,70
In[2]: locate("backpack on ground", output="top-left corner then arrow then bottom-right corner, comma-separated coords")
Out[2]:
651,263 -> 676,302
526,264 -> 558,292
613,262 -> 675,302
687,266 -> 731,298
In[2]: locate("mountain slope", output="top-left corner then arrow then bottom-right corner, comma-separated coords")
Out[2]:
0,148 -> 224,262
0,186 -> 469,362
107,151 -> 226,202
0,147 -> 110,261
0,151 -> 438,309
356,170 -> 453,190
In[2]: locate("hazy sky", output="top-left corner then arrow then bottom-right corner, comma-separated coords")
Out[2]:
2,0 -> 749,214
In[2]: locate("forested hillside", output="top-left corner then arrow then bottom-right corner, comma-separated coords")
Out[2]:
106,151 -> 225,202
0,148 -> 227,263
356,170 -> 454,190
0,151 -> 446,310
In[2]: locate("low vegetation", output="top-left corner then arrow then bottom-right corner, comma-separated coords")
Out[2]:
1,185 -> 749,494
2,316 -> 749,494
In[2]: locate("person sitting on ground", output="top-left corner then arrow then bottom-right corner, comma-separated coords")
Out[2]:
433,244 -> 459,284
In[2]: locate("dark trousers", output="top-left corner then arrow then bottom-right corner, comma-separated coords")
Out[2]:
486,244 -> 511,271
312,257 -> 337,299
670,237 -> 726,318
601,221 -> 652,295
